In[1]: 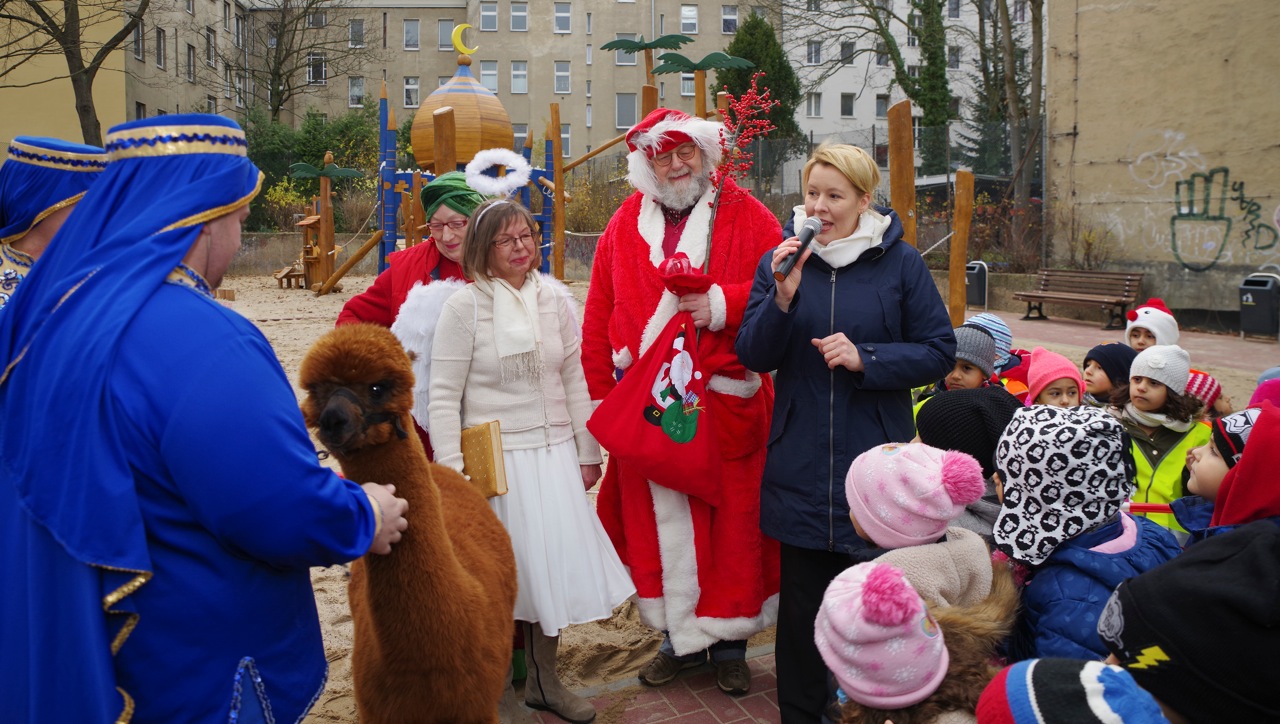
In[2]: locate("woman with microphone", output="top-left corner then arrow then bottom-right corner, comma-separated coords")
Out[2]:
735,143 -> 956,723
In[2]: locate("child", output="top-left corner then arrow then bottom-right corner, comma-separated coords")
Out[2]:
817,561 -> 1019,724
845,442 -> 991,606
914,387 -> 1025,539
1024,347 -> 1082,408
967,313 -> 1017,375
994,405 -> 1180,661
1205,403 -> 1280,533
1124,298 -> 1179,350
1098,521 -> 1280,723
1184,370 -> 1225,419
1249,378 -> 1280,407
1080,343 -> 1137,408
1172,407 -> 1263,545
976,658 -> 1167,724
1108,345 -> 1210,535
915,324 -> 997,410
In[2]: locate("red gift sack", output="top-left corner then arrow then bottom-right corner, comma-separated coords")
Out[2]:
588,254 -> 723,506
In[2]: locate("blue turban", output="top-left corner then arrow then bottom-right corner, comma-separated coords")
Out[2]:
0,136 -> 107,244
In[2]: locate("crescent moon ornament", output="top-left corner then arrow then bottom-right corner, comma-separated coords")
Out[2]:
452,23 -> 477,54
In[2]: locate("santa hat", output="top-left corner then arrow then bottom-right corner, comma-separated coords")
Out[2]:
1185,369 -> 1222,409
624,108 -> 723,200
1210,402 -> 1280,527
845,442 -> 986,548
1125,298 -> 1180,346
976,658 -> 1165,724
1025,347 -> 1083,405
815,563 -> 948,710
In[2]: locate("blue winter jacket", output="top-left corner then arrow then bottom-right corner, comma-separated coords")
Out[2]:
1171,495 -> 1280,547
736,207 -> 956,554
1010,514 -> 1181,661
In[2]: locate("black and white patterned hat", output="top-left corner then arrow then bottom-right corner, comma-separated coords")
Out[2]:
994,405 -> 1133,566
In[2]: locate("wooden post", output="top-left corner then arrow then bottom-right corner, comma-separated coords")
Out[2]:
644,48 -> 655,86
949,170 -> 975,328
549,104 -> 566,280
716,91 -> 729,121
432,106 -> 457,175
642,84 -> 658,117
317,231 -> 384,297
887,100 -> 917,247
694,69 -> 707,118
317,150 -> 336,283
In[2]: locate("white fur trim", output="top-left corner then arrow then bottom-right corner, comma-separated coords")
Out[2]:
540,274 -> 581,340
627,115 -> 725,166
707,371 -> 762,399
636,185 -> 717,269
641,481 -> 779,655
390,279 -> 468,430
639,292 -> 681,358
612,346 -> 634,371
464,148 -> 532,198
706,284 -> 726,332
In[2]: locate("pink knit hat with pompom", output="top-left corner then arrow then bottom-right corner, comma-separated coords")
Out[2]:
846,442 -> 986,549
1026,347 -> 1085,406
815,562 -> 949,709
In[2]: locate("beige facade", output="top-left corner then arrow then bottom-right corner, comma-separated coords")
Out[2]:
1045,0 -> 1280,310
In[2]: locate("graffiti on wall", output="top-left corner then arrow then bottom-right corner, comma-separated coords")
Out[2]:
1170,167 -> 1279,272
1128,130 -> 1207,190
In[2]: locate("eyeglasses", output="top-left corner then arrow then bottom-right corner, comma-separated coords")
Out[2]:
494,232 -> 536,249
426,218 -> 468,234
652,144 -> 698,168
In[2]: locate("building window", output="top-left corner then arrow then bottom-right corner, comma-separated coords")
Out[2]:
206,95 -> 216,113
1012,0 -> 1027,22
722,5 -> 737,33
586,44 -> 592,65
839,94 -> 855,118
480,2 -> 497,31
512,123 -> 528,151
554,3 -> 571,32
875,143 -> 889,167
383,12 -> 387,47
806,40 -> 821,65
135,101 -> 146,119
205,27 -> 216,66
680,5 -> 698,33
658,13 -> 664,33
586,12 -> 592,33
554,60 -> 570,93
616,93 -> 637,128
680,72 -> 694,96
658,81 -> 664,99
349,76 -> 365,107
235,73 -> 246,107
950,96 -> 961,116
839,41 -> 854,64
875,42 -> 888,66
224,65 -> 232,98
877,0 -> 891,9
510,2 -> 527,30
267,22 -> 278,48
155,28 -> 166,69
185,0 -> 193,14
404,76 -> 420,106
511,61 -> 527,93
806,0 -> 819,10
805,92 -> 821,117
876,93 -> 889,118
948,0 -> 960,18
223,2 -> 230,30
438,76 -> 450,86
405,19 -> 420,50
307,53 -> 327,84
307,12 -> 326,28
349,19 -> 365,48
186,44 -> 196,81
585,79 -> 591,96
585,103 -> 592,127
907,13 -> 919,46
133,22 -> 145,60
561,123 -> 570,158
948,46 -> 961,69
438,20 -> 454,50
234,14 -> 244,48
479,60 -> 498,91
615,33 -> 636,65
908,64 -> 919,77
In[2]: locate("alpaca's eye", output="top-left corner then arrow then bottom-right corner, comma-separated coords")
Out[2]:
370,383 -> 385,397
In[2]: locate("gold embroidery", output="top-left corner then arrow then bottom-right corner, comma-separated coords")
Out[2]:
7,141 -> 108,171
0,193 -> 87,246
115,686 -> 135,724
0,269 -> 96,387
160,172 -> 264,232
106,125 -> 248,160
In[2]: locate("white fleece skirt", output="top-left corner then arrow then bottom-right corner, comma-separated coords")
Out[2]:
489,440 -> 635,635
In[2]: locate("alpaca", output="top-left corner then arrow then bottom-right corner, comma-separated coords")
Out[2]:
299,323 -> 517,724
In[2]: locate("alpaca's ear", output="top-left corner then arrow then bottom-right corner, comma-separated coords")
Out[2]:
405,350 -> 418,363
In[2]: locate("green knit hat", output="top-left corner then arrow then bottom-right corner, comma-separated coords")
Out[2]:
421,171 -> 485,222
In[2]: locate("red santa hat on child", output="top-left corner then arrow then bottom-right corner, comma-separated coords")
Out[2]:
625,108 -> 724,198
1125,298 -> 1180,346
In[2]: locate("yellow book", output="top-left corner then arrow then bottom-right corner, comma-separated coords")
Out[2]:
461,420 -> 508,498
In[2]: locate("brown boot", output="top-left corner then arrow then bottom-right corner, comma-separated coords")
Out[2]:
499,663 -> 535,724
523,622 -> 596,724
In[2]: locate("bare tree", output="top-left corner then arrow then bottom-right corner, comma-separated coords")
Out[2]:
996,0 -> 1041,243
228,0 -> 382,123
0,0 -> 150,145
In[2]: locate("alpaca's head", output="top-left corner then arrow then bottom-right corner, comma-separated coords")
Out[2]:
300,324 -> 416,456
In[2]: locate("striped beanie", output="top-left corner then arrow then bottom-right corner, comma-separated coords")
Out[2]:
975,658 -> 1165,723
1185,370 -> 1222,409
968,313 -> 1014,372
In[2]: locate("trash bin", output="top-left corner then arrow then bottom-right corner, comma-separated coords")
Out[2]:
966,261 -> 988,309
1239,273 -> 1280,340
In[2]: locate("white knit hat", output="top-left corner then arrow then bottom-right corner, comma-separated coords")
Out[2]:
1125,299 -> 1180,346
1130,344 -> 1191,393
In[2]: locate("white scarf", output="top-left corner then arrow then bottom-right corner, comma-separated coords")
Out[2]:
1123,402 -> 1195,433
474,272 -> 544,384
791,205 -> 892,269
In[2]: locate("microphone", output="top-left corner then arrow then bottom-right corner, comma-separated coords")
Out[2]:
773,217 -> 824,282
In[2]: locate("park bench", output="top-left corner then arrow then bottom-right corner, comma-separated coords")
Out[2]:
1013,269 -> 1144,329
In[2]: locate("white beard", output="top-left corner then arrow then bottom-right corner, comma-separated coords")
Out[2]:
654,171 -> 711,211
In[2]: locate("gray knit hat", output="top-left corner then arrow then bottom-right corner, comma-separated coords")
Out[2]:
954,324 -> 997,378
1130,344 -> 1191,393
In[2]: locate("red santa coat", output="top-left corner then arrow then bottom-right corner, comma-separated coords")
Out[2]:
583,178 -> 781,654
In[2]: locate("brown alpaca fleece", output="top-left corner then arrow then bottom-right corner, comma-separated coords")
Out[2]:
839,562 -> 1020,724
300,323 -> 517,724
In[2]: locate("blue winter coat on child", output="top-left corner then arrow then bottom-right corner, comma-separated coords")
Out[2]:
1010,513 -> 1181,661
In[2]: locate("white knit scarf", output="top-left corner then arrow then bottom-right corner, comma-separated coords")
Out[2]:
1123,402 -> 1194,433
791,205 -> 892,270
474,272 -> 544,384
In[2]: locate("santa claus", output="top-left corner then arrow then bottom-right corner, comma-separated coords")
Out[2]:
582,108 -> 781,696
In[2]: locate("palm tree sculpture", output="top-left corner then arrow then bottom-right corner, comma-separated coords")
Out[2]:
599,34 -> 695,86
648,51 -> 754,117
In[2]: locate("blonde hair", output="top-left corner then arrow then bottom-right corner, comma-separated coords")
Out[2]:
460,199 -> 540,282
802,143 -> 881,199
